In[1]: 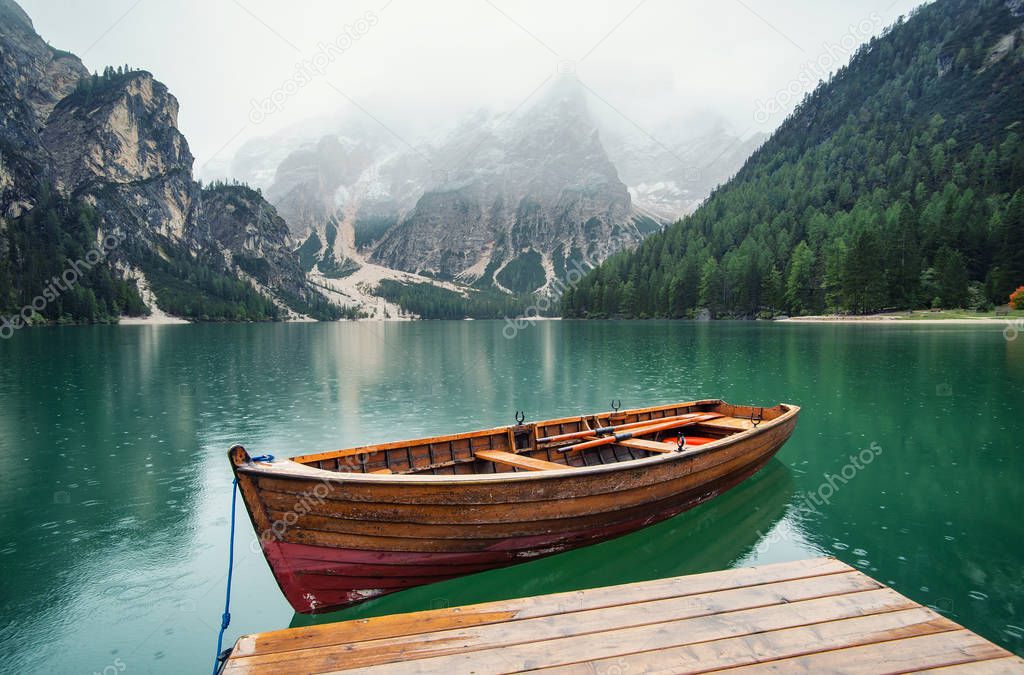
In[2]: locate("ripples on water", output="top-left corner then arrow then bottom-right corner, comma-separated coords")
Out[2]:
0,320 -> 1021,671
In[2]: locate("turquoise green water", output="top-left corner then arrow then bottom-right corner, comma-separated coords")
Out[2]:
0,320 -> 1021,672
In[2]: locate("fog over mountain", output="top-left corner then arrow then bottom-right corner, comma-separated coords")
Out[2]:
21,0 -> 920,173
224,75 -> 767,302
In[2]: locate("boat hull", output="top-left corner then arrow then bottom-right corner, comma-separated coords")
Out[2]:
232,401 -> 798,614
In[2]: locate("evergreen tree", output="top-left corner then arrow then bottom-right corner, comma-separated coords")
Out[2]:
698,258 -> 721,314
786,242 -> 816,315
762,266 -> 784,314
842,230 -> 888,313
933,246 -> 969,307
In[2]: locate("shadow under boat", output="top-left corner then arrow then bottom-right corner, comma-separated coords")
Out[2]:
289,457 -> 795,629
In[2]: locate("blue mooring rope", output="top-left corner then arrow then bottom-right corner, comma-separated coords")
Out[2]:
213,455 -> 273,675
212,476 -> 239,675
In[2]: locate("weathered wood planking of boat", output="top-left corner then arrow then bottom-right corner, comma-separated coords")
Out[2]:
228,399 -> 799,614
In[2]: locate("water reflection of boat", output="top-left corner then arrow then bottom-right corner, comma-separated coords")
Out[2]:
573,457 -> 796,582
290,458 -> 794,628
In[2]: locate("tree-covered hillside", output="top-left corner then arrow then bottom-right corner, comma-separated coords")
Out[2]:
0,188 -> 149,325
375,280 -> 532,319
563,0 -> 1024,318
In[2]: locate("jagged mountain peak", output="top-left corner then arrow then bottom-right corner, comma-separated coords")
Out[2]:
528,73 -> 591,118
247,68 -> 762,296
367,77 -> 634,289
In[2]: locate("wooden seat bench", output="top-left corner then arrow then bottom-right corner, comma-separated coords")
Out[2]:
611,438 -> 678,453
474,449 -> 571,471
699,417 -> 756,432
577,435 -> 721,454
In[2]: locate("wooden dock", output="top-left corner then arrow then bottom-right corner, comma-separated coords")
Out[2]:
222,557 -> 1024,674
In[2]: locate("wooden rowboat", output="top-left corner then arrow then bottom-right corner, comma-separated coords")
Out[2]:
229,399 -> 799,614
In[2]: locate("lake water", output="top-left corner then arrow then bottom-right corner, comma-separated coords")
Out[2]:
0,320 -> 1022,672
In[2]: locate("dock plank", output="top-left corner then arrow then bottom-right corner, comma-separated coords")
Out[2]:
227,557 -> 849,660
222,557 -> 1023,675
329,589 -> 917,674
534,608 -> 958,674
714,630 -> 1009,674
917,658 -> 1024,673
227,572 -> 883,672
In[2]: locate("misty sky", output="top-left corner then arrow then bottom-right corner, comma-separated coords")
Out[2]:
23,0 -> 922,178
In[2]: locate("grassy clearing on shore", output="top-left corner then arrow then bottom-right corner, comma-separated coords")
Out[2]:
892,308 -> 1024,320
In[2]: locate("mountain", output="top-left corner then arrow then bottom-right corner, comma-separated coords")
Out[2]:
563,0 -> 1024,319
603,118 -> 767,222
265,130 -> 392,239
198,182 -> 340,318
370,76 -> 646,293
233,77 -> 761,306
256,77 -> 647,296
0,0 -> 341,325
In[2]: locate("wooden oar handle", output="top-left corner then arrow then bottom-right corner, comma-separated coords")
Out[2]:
562,435 -> 618,453
538,413 -> 703,444
559,414 -> 721,454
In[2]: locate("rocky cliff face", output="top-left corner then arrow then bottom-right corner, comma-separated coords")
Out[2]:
0,0 -> 85,128
200,183 -> 320,308
0,0 -> 87,219
43,74 -> 192,191
42,71 -> 201,247
0,0 -> 338,320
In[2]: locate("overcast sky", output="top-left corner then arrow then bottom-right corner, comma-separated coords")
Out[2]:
23,0 -> 923,178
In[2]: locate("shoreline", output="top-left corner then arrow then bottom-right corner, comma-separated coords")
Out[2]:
117,314 -> 190,326
777,314 -> 1020,324
9,314 -> 1021,330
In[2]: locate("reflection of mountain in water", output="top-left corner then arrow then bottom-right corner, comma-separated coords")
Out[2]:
291,458 -> 794,628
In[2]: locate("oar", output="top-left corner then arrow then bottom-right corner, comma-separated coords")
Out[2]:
537,413 -> 706,444
559,413 -> 722,454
